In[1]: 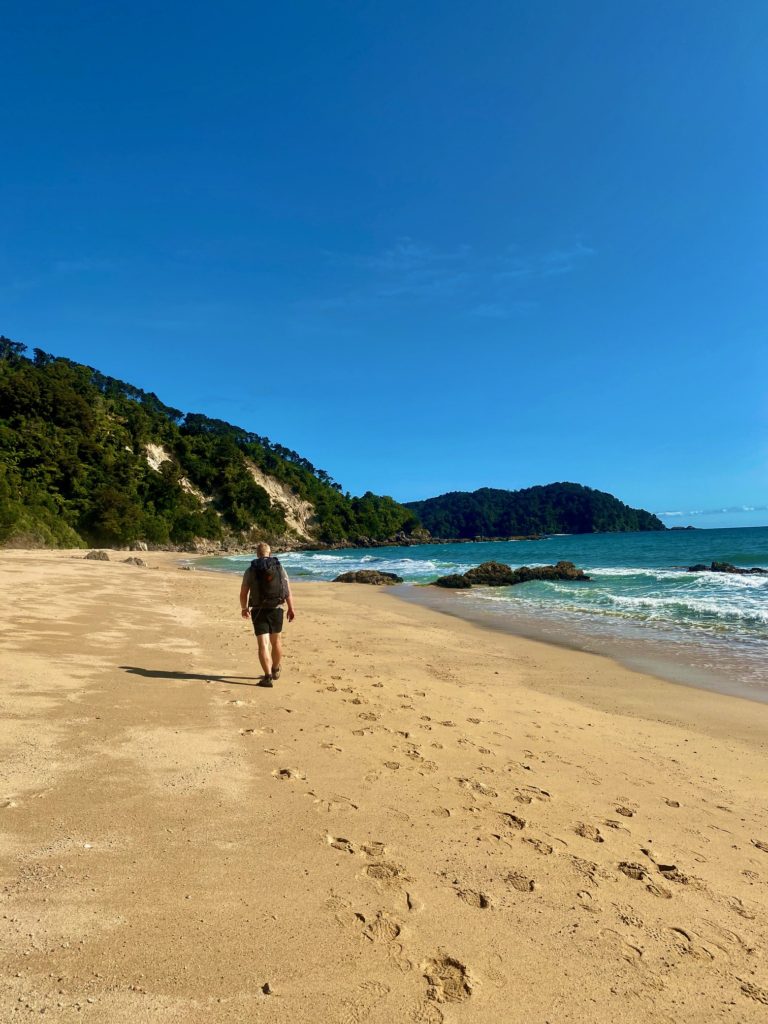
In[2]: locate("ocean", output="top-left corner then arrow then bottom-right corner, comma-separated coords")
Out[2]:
202,527 -> 768,701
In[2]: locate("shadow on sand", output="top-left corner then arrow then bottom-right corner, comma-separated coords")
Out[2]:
120,666 -> 260,686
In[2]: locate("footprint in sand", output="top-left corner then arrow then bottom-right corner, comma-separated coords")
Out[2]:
603,819 -> 630,833
361,911 -> 402,943
365,862 -> 408,886
576,890 -> 602,914
240,726 -> 274,736
314,795 -> 359,813
457,778 -> 498,798
515,785 -> 551,804
575,823 -> 604,843
599,928 -> 643,961
384,761 -> 401,770
338,980 -> 391,1024
422,955 -> 473,1004
456,887 -> 491,909
615,805 -> 635,817
522,837 -> 554,855
411,1002 -> 445,1023
359,712 -> 380,722
499,812 -> 527,832
272,767 -> 306,781
751,839 -> 768,854
665,798 -> 681,808
619,861 -> 647,881
328,836 -> 357,854
505,871 -> 536,893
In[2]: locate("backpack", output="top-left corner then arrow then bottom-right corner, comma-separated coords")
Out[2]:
250,556 -> 287,609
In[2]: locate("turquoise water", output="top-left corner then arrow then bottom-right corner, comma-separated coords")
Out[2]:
203,527 -> 768,698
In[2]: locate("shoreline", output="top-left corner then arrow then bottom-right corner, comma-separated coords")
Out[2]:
2,548 -> 767,1023
194,552 -> 768,707
395,582 -> 768,707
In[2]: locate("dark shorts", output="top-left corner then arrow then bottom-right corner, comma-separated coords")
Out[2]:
251,607 -> 284,636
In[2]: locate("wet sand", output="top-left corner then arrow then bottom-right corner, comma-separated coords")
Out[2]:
1,549 -> 768,1022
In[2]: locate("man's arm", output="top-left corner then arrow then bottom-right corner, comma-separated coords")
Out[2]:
283,568 -> 295,622
240,571 -> 251,619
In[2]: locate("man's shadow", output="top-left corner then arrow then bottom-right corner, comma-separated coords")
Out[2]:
121,666 -> 260,686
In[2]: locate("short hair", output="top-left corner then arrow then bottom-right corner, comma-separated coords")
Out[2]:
256,542 -> 271,557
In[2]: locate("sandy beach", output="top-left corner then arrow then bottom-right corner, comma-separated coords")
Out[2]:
1,549 -> 767,1023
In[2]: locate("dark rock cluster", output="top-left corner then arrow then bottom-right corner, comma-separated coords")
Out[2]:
687,561 -> 768,576
84,550 -> 110,561
432,560 -> 590,589
333,569 -> 404,585
432,573 -> 473,589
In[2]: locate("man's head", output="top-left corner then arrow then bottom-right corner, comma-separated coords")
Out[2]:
256,542 -> 271,558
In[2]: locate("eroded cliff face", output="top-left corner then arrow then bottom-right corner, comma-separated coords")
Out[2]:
245,461 -> 316,540
144,444 -> 214,507
143,445 -> 318,546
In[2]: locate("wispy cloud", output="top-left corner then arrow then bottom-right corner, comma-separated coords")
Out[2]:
320,237 -> 595,316
494,242 -> 596,283
658,505 -> 768,517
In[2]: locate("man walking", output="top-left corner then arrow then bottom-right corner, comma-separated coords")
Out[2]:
240,543 -> 295,687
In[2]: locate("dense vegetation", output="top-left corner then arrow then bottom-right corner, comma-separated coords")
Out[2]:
405,483 -> 665,537
0,338 -> 419,548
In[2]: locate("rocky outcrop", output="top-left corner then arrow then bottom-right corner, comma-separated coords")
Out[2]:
432,573 -> 473,589
432,560 -> 590,588
123,556 -> 147,567
464,561 -> 518,586
333,570 -> 404,585
688,561 -> 768,576
84,550 -> 109,561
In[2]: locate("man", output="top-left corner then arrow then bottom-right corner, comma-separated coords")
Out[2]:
240,542 -> 295,687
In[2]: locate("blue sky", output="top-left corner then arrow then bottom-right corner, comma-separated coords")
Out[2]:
2,1 -> 766,527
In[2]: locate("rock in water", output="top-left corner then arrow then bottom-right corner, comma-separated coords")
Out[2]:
463,561 -> 518,585
511,560 -> 590,583
432,573 -> 473,589
333,570 -> 404,585
687,561 -> 768,576
85,550 -> 110,561
432,560 -> 590,588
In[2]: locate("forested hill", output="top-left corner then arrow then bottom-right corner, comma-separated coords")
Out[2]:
0,338 -> 420,549
405,484 -> 666,537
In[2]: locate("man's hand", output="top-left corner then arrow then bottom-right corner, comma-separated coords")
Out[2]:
287,607 -> 296,622
241,607 -> 250,619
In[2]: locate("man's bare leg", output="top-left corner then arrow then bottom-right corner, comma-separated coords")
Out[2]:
256,634 -> 272,677
270,632 -> 283,677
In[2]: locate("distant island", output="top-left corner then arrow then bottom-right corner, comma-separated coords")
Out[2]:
405,484 -> 665,537
1,336 -> 664,551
